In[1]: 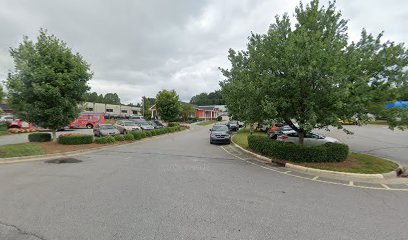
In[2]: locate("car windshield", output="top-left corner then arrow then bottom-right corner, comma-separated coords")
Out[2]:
212,125 -> 228,131
100,125 -> 114,129
140,122 -> 150,125
123,122 -> 136,126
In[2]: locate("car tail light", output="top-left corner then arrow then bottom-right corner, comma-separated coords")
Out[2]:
278,135 -> 288,140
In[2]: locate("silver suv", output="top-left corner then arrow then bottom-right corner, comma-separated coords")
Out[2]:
209,124 -> 231,144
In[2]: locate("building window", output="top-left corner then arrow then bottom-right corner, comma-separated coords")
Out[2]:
132,110 -> 138,114
121,110 -> 127,113
106,109 -> 113,113
86,108 -> 94,111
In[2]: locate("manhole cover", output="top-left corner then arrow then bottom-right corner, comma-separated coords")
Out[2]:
45,158 -> 82,164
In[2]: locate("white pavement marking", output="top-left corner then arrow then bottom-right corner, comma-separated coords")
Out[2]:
220,146 -> 408,192
381,184 -> 391,189
284,171 -> 292,174
349,181 -> 354,186
312,176 -> 319,180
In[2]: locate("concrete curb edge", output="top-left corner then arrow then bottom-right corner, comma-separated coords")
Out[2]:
231,137 -> 389,179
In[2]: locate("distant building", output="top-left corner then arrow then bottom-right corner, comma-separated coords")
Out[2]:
82,102 -> 141,117
0,103 -> 12,114
150,104 -> 225,120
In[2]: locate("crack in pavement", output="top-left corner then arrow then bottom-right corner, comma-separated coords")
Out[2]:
0,220 -> 46,240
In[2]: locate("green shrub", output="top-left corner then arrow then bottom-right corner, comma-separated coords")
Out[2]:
59,134 -> 94,145
28,133 -> 51,142
131,131 -> 142,140
0,123 -> 8,131
140,132 -> 147,138
217,116 -> 222,121
167,122 -> 179,127
114,135 -> 125,141
124,133 -> 134,141
95,136 -> 116,144
150,130 -> 157,136
247,135 -> 349,163
144,131 -> 152,137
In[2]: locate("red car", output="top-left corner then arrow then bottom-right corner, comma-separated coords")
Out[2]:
8,119 -> 33,129
69,113 -> 105,129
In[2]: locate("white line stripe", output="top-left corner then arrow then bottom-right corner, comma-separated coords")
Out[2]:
381,184 -> 391,189
284,171 -> 292,174
312,176 -> 319,180
219,146 -> 408,192
349,181 -> 354,186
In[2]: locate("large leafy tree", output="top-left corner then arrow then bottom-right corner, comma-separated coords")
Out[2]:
155,90 -> 181,122
103,93 -> 121,104
6,29 -> 92,140
190,90 -> 225,105
221,0 -> 408,144
181,103 -> 195,121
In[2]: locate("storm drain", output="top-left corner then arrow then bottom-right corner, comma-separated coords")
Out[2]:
45,158 -> 82,164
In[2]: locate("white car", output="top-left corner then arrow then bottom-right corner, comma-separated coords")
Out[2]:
277,130 -> 340,146
114,120 -> 141,134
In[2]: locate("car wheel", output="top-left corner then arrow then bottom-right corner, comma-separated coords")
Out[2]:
210,140 -> 213,144
123,130 -> 127,135
86,124 -> 93,129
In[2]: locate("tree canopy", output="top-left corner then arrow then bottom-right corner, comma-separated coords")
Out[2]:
155,90 -> 181,122
84,91 -> 121,104
190,90 -> 225,105
6,29 -> 92,139
220,0 -> 408,143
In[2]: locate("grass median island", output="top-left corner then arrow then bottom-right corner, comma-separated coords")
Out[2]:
233,129 -> 398,174
300,153 -> 398,174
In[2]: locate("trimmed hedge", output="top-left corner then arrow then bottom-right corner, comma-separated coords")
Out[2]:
59,134 -> 94,145
94,136 -> 116,144
124,133 -> 135,141
247,135 -> 349,163
114,135 -> 125,141
28,133 -> 51,142
144,131 -> 152,137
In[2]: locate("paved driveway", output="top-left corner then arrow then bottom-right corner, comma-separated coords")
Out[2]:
0,125 -> 407,239
315,124 -> 408,165
0,129 -> 93,145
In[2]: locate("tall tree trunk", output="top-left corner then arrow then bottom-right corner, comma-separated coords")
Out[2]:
249,123 -> 254,135
298,130 -> 305,145
52,129 -> 57,142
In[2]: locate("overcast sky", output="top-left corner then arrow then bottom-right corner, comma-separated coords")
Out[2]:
1,0 -> 407,104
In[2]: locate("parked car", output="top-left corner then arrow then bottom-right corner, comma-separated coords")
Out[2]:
209,124 -> 231,144
277,130 -> 340,146
136,121 -> 155,130
258,122 -> 270,132
114,120 -> 141,134
129,115 -> 145,120
148,120 -> 164,129
238,121 -> 244,128
226,121 -> 239,131
70,113 -> 105,129
93,124 -> 120,137
0,115 -> 14,123
7,119 -> 33,129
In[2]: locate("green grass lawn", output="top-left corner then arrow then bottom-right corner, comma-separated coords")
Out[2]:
197,120 -> 218,126
0,143 -> 44,158
232,128 -> 264,149
232,129 -> 398,174
303,152 -> 398,174
0,123 -> 9,136
368,119 -> 388,125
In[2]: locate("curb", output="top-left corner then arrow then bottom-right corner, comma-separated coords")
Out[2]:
231,138 -> 390,179
0,129 -> 189,165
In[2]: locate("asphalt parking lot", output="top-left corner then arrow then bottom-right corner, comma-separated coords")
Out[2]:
315,124 -> 408,166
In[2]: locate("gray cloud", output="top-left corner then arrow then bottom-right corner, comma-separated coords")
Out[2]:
1,0 -> 408,103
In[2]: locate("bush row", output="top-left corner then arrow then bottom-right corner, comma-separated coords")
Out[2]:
28,133 -> 52,142
58,134 -> 94,145
27,126 -> 185,145
247,135 -> 349,163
